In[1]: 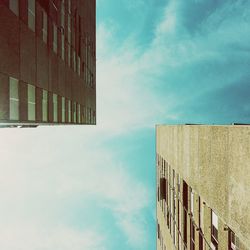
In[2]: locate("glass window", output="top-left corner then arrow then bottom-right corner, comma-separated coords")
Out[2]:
228,229 -> 239,250
68,14 -> 71,44
68,44 -> 71,67
53,94 -> 58,122
9,0 -> 19,16
73,102 -> 76,123
211,210 -> 218,250
42,90 -> 48,122
61,0 -> 65,27
78,103 -> 80,123
28,84 -> 36,121
89,108 -> 91,124
68,100 -> 71,122
53,23 -> 58,53
9,77 -> 19,120
42,10 -> 47,43
77,56 -> 80,75
28,0 -> 35,32
68,0 -> 71,14
73,50 -> 76,72
93,111 -> 96,124
61,97 -> 65,122
191,191 -> 194,215
62,34 -> 65,60
212,211 -> 218,229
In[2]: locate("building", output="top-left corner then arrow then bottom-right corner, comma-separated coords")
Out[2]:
0,0 -> 96,127
156,125 -> 250,250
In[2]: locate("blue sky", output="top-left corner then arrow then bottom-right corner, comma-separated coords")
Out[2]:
0,0 -> 250,249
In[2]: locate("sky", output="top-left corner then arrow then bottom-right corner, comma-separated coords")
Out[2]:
0,0 -> 250,249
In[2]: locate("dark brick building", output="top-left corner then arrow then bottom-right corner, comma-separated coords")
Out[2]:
0,0 -> 96,126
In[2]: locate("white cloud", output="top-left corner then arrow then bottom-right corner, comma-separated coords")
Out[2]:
96,22 -> 179,134
0,224 -> 106,250
95,0 -> 250,134
117,215 -> 147,248
0,127 -> 152,250
155,0 -> 179,36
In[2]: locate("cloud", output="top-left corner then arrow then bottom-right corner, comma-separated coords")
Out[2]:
0,127 -> 152,250
0,224 -> 106,250
1,1 -> 249,250
96,0 -> 250,132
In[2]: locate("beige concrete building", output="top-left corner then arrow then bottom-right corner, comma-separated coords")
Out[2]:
156,125 -> 250,250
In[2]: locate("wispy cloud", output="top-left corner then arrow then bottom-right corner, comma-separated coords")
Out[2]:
97,0 -> 250,126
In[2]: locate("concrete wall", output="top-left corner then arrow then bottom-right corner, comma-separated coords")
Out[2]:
156,125 -> 250,249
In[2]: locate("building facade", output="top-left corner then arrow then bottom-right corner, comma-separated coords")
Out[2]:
0,0 -> 96,126
156,125 -> 250,250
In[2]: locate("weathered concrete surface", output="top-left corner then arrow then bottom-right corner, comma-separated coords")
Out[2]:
157,125 -> 250,249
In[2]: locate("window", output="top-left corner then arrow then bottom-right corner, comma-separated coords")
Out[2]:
68,0 -> 71,14
73,50 -> 76,71
183,180 -> 188,247
228,229 -> 239,250
53,23 -> 58,53
9,77 -> 19,120
78,103 -> 80,123
68,44 -> 71,67
190,191 -> 195,250
67,14 -> 71,44
191,190 -> 194,216
73,102 -> 76,123
178,199 -> 182,250
61,97 -> 65,123
53,94 -> 58,122
61,0 -> 65,28
28,84 -> 36,121
77,56 -> 80,75
190,219 -> 195,250
28,0 -> 35,32
211,210 -> 218,250
68,100 -> 71,122
160,178 -> 166,200
172,169 -> 176,245
9,0 -> 19,16
90,73 -> 94,87
199,197 -> 204,250
177,174 -> 181,248
42,10 -> 47,43
78,15 -> 81,53
61,34 -> 65,60
42,90 -> 48,122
